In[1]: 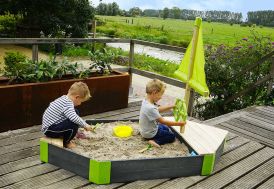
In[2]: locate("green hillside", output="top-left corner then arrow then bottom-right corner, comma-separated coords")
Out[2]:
96,16 -> 274,46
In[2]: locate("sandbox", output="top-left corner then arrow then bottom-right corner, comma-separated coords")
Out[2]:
40,118 -> 228,184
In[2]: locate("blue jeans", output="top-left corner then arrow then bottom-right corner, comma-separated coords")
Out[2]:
152,124 -> 175,145
44,109 -> 80,147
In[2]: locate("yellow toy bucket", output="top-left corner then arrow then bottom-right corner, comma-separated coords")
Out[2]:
113,125 -> 133,138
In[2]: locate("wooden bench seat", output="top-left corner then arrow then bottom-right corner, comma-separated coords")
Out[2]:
165,117 -> 228,155
40,137 -> 63,148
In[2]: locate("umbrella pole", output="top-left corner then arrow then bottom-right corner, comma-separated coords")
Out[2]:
181,18 -> 202,133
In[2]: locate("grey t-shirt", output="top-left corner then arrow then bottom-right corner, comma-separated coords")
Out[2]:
139,99 -> 161,138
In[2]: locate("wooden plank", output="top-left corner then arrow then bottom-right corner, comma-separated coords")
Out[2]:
81,183 -> 124,189
218,122 -> 274,148
188,147 -> 274,189
0,155 -> 40,176
256,108 -> 274,117
237,115 -> 274,132
224,158 -> 274,189
0,131 -> 42,147
155,141 -> 264,189
257,176 -> 274,189
0,38 -> 131,44
263,106 -> 274,113
117,179 -> 169,189
0,125 -> 41,140
83,104 -> 141,120
166,118 -> 228,155
225,132 -> 238,141
0,164 -> 58,187
131,68 -> 185,88
39,175 -> 89,189
0,139 -> 39,155
4,169 -> 75,189
223,136 -> 250,154
41,137 -> 63,148
228,118 -> 274,140
247,112 -> 274,125
0,147 -> 39,165
214,141 -> 264,172
203,108 -> 248,126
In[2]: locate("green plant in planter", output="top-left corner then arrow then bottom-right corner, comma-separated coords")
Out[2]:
1,52 -> 33,83
1,51 -> 80,83
88,48 -> 115,74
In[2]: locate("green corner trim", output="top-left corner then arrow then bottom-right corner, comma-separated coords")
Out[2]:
40,140 -> 48,163
201,153 -> 215,175
89,160 -> 111,184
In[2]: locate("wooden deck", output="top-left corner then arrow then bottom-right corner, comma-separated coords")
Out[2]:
0,102 -> 273,189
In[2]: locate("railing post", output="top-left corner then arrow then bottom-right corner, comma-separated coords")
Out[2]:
32,44 -> 38,62
92,20 -> 97,52
129,40 -> 134,96
267,56 -> 274,94
92,20 -> 96,38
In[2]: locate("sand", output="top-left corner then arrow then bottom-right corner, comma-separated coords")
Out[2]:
71,121 -> 189,161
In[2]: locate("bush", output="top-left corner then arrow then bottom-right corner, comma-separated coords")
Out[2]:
1,52 -> 79,83
193,31 -> 273,120
0,13 -> 22,37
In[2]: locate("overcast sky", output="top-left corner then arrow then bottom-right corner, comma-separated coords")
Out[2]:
91,0 -> 274,19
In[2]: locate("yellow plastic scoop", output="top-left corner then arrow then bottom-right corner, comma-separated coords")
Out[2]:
113,125 -> 133,138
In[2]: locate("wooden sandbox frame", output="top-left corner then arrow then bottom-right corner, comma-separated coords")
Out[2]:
40,118 -> 228,184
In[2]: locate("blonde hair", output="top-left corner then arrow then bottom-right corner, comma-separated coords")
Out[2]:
68,82 -> 91,101
146,79 -> 166,94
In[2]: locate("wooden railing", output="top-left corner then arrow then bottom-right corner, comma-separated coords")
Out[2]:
0,38 -> 189,111
223,51 -> 274,104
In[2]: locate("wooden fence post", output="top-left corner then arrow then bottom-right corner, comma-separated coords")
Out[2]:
32,44 -> 38,62
129,40 -> 134,96
267,56 -> 274,94
92,20 -> 96,38
92,20 -> 97,52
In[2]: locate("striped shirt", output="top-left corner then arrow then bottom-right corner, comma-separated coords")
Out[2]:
41,95 -> 86,133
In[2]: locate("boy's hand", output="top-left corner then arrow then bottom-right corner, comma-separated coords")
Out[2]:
84,125 -> 94,131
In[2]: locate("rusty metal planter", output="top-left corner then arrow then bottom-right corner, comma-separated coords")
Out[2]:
0,71 -> 130,132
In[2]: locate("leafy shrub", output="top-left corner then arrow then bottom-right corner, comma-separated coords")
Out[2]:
193,31 -> 273,120
1,52 -> 79,83
0,13 -> 22,37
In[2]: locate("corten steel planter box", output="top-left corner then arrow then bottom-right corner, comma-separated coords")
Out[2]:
40,119 -> 228,184
0,71 -> 130,132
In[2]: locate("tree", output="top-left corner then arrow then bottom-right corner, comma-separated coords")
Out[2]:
171,7 -> 181,19
129,7 -> 142,17
163,7 -> 169,19
96,3 -> 107,15
2,0 -> 94,37
111,2 -> 119,16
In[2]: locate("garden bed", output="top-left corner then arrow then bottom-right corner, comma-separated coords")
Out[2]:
0,70 -> 130,132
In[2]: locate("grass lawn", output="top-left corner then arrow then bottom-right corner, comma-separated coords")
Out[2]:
96,16 -> 274,47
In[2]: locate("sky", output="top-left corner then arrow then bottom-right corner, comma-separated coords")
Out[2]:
91,0 -> 274,19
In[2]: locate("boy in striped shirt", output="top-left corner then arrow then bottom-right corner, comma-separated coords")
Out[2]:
42,81 -> 93,148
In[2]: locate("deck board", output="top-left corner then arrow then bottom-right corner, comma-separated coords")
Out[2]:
257,176 -> 274,189
188,147 -> 274,189
224,158 -> 274,189
0,102 -> 273,189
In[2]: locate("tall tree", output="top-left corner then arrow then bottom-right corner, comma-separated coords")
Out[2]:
1,0 -> 94,37
163,7 -> 169,19
129,7 -> 142,17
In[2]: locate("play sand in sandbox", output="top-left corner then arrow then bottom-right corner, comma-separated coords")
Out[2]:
71,121 -> 189,160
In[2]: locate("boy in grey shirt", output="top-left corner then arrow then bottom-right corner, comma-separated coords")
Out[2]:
139,79 -> 186,148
